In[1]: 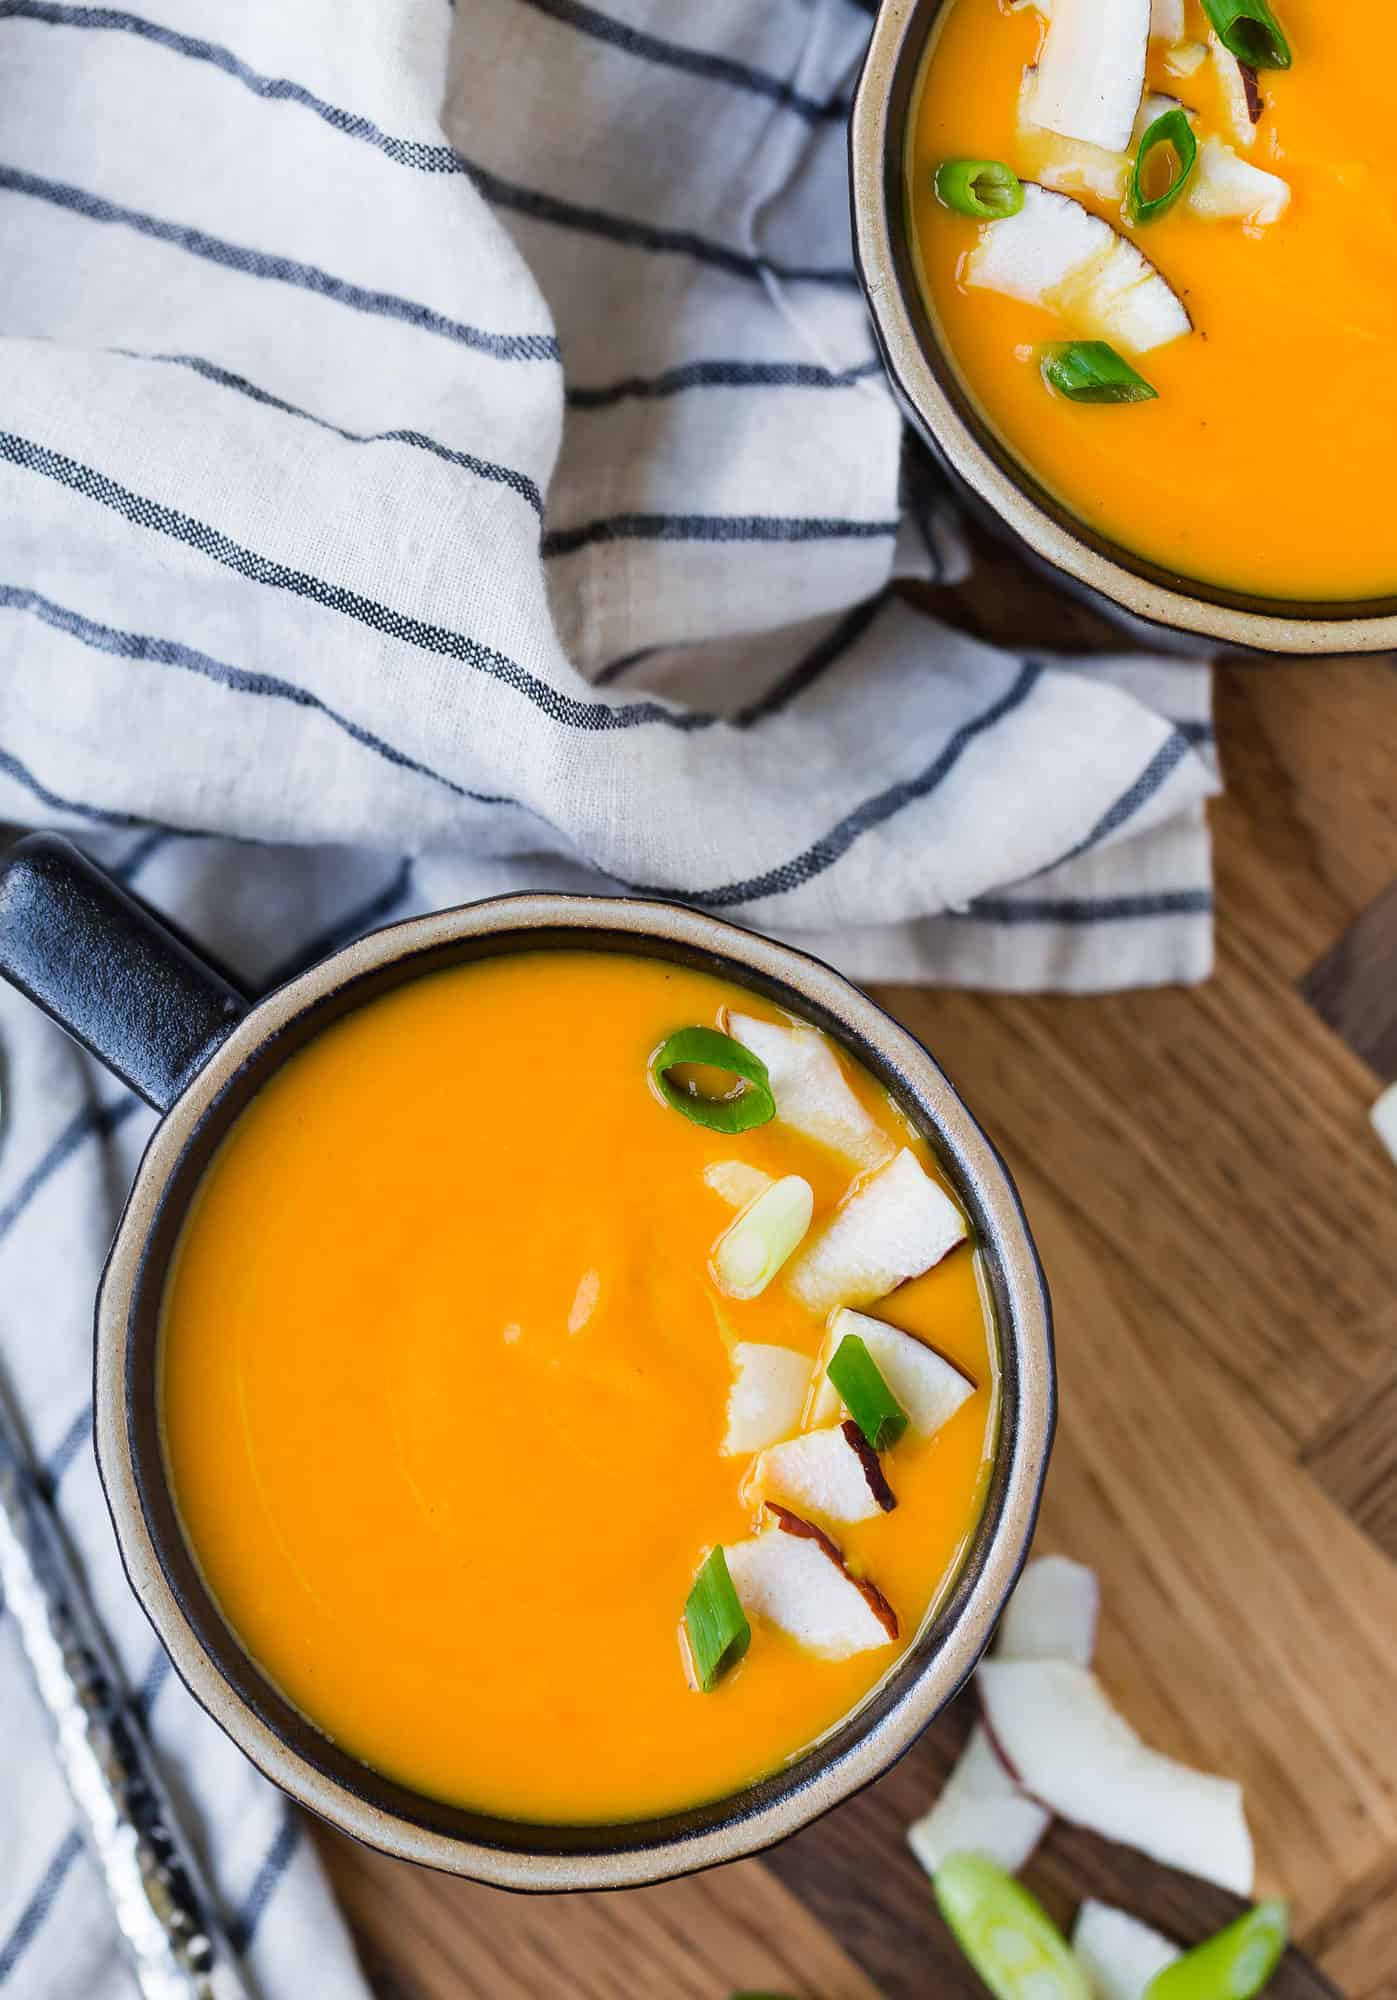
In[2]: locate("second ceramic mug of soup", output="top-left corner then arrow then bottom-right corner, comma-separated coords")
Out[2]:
852,0 -> 1397,651
0,833 -> 1053,1890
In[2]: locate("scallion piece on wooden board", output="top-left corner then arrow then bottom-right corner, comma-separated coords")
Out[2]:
1201,0 -> 1291,68
1145,1900 -> 1290,2000
1131,106 -> 1198,224
826,1333 -> 909,1452
684,1547 -> 751,1692
651,1026 -> 775,1133
935,158 -> 1024,219
1041,342 -> 1158,404
934,1854 -> 1093,2000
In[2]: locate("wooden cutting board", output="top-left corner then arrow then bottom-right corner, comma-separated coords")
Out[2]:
318,539 -> 1397,1999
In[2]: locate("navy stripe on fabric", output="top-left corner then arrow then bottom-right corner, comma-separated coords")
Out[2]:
0,434 -> 711,734
265,858 -> 416,990
0,583 -> 523,808
515,0 -> 850,123
1047,731 -> 1195,875
960,889 -> 1213,925
112,826 -> 173,882
0,165 -> 559,362
40,1405 -> 92,1494
543,512 -> 899,558
732,593 -> 886,728
0,1097 -> 140,1245
0,742 -> 155,831
0,1829 -> 83,1982
592,645 -> 662,687
227,1807 -> 301,1955
112,350 -> 543,515
650,660 -> 1044,908
567,356 -> 884,407
132,1647 -> 171,1725
1177,718 -> 1215,746
462,156 -> 860,289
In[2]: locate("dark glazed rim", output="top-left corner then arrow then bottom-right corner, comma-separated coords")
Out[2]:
850,0 -> 1397,653
94,893 -> 1054,1892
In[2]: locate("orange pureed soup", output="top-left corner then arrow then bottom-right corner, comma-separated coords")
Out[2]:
160,952 -> 996,1823
910,0 -> 1397,599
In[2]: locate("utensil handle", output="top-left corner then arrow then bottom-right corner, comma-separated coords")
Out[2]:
0,833 -> 248,1112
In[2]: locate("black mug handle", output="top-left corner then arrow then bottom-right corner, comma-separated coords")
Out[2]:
0,833 -> 250,1113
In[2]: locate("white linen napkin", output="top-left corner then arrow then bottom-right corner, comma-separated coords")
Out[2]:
0,0 -> 1217,1990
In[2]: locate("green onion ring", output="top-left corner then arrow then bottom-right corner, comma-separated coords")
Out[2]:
1130,106 -> 1198,225
1041,342 -> 1158,405
827,1333 -> 909,1452
684,1547 -> 751,1692
1201,0 -> 1291,69
650,1026 -> 776,1134
1146,1901 -> 1290,2000
935,158 -> 1025,220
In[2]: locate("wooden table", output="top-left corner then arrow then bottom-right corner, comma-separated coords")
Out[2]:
320,540 -> 1397,1999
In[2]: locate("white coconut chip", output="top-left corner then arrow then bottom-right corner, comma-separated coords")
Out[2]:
967,184 -> 1191,355
1149,0 -> 1184,39
808,1308 -> 975,1437
1073,1902 -> 1183,2000
977,1660 -> 1255,1894
1022,0 -> 1151,153
752,1422 -> 892,1524
1017,123 -> 1132,204
907,1724 -> 1052,1878
1164,39 -> 1207,77
723,1342 -> 811,1456
724,1011 -> 891,1168
726,1511 -> 896,1660
1210,33 -> 1262,146
995,1554 -> 1099,1665
704,1159 -> 773,1209
1187,135 -> 1290,224
787,1148 -> 966,1316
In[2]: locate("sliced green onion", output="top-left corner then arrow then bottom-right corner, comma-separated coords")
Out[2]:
1041,342 -> 1158,405
1146,1901 -> 1290,2000
827,1333 -> 908,1452
934,1854 -> 1093,2000
1130,107 -> 1198,225
1201,0 -> 1291,69
651,1026 -> 775,1134
684,1547 -> 750,1692
935,158 -> 1024,220
712,1175 -> 814,1299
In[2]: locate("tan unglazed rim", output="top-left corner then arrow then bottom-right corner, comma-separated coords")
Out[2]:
851,0 -> 1397,654
95,893 -> 1053,1892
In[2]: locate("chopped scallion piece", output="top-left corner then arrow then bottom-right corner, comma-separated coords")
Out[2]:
1146,1900 -> 1290,2000
1041,342 -> 1158,405
934,1854 -> 1093,2000
712,1175 -> 814,1299
684,1547 -> 750,1692
827,1333 -> 908,1452
1201,0 -> 1291,69
1130,106 -> 1198,224
651,1026 -> 775,1134
935,158 -> 1024,220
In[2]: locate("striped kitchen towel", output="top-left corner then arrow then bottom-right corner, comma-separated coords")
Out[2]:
0,0 -> 1217,1992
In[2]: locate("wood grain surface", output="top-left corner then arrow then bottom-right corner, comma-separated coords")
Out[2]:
318,529 -> 1397,1999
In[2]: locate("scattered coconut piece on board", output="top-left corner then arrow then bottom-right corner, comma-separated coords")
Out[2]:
1149,0 -> 1184,39
703,1158 -> 772,1209
1371,1082 -> 1397,1165
787,1148 -> 967,1316
1165,38 -> 1207,76
1187,136 -> 1290,223
1022,0 -> 1150,153
966,185 -> 1191,355
809,1308 -> 975,1437
977,1659 -> 1255,1893
753,1421 -> 894,1522
1074,1901 -> 1183,2000
726,1505 -> 897,1658
724,1012 -> 892,1168
1210,34 -> 1263,145
723,1342 -> 811,1456
908,1724 -> 1052,1878
995,1554 -> 1099,1665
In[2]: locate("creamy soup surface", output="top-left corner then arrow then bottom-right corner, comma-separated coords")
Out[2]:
161,951 -> 996,1823
910,0 -> 1397,600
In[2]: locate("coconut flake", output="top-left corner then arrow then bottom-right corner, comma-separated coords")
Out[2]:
1187,135 -> 1290,224
907,1724 -> 1052,1877
995,1555 -> 1099,1665
1164,39 -> 1207,76
724,1011 -> 891,1168
704,1159 -> 773,1209
1073,1902 -> 1182,2000
1022,0 -> 1151,153
1149,0 -> 1184,38
966,184 -> 1190,355
1210,34 -> 1263,146
753,1420 -> 894,1523
726,1506 -> 896,1658
978,1660 -> 1255,1893
1017,120 -> 1132,204
809,1308 -> 976,1437
723,1342 -> 811,1455
787,1148 -> 967,1316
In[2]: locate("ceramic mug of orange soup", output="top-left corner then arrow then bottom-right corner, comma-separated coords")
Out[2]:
852,0 -> 1397,652
0,834 -> 1053,1890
